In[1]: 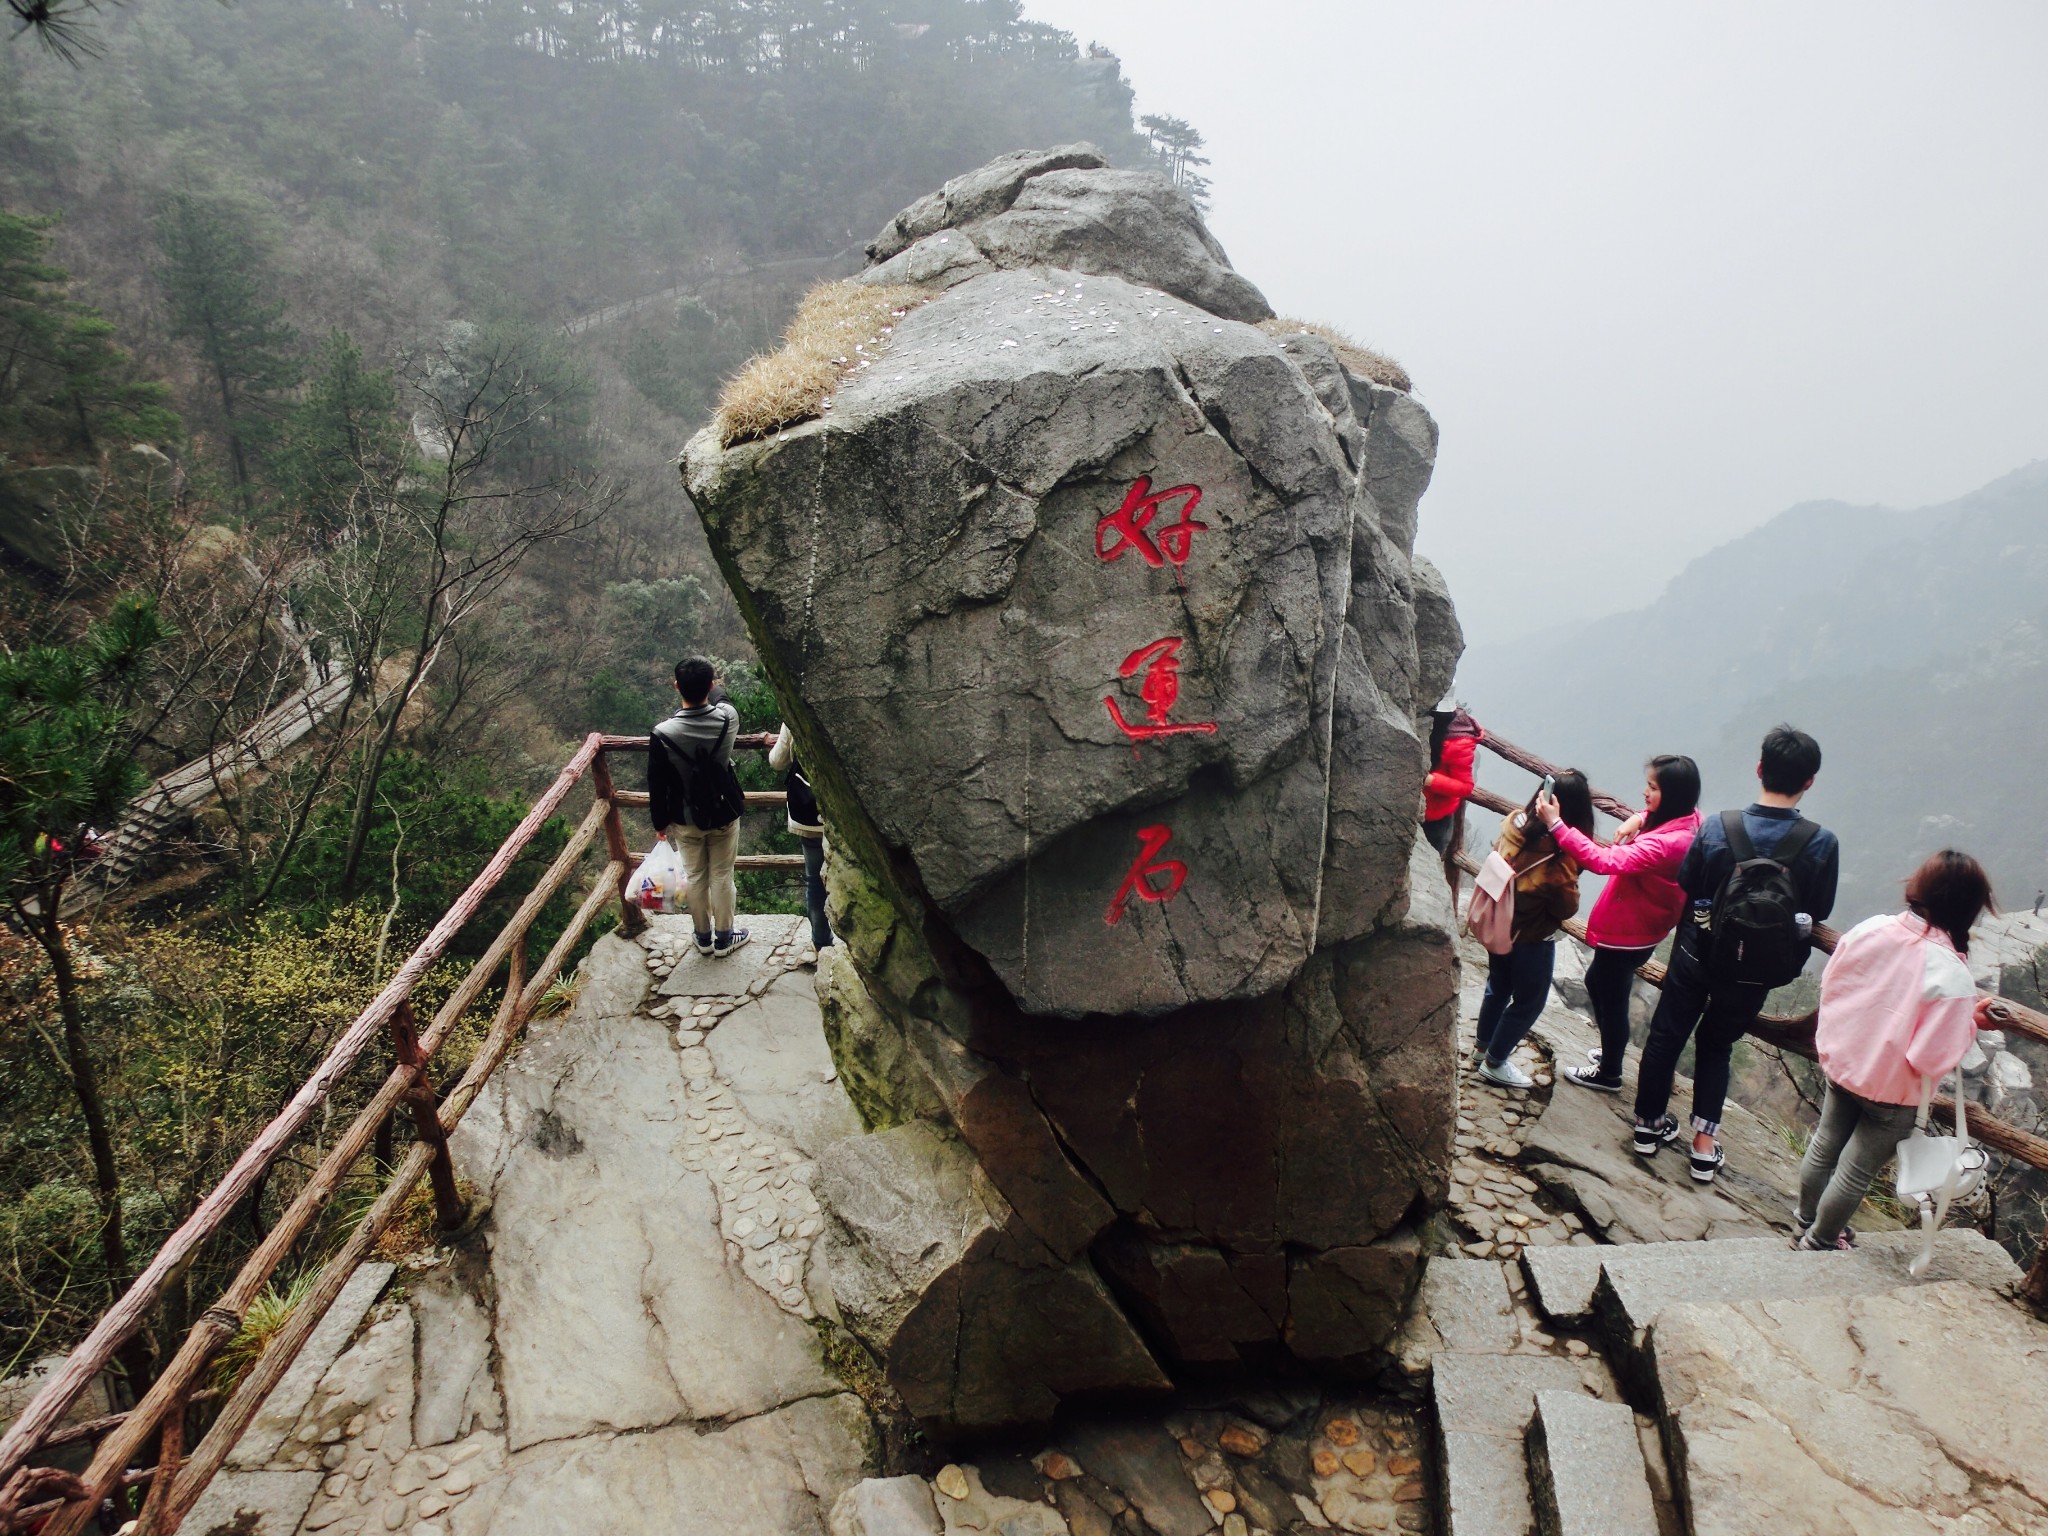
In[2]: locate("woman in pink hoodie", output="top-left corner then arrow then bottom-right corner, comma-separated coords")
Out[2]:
1536,755 -> 1703,1094
1796,851 -> 1998,1250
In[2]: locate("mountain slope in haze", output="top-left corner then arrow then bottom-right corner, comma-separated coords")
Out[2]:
1458,460 -> 2048,920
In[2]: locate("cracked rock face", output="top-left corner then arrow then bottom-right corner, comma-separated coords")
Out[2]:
683,149 -> 1460,1431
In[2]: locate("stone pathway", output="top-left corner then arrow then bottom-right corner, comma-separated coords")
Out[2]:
178,919 -> 2047,1536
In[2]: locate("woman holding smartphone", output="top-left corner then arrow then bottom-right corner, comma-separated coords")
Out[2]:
1473,770 -> 1596,1088
1536,755 -> 1703,1093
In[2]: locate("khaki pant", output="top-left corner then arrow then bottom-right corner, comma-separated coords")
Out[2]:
673,821 -> 737,935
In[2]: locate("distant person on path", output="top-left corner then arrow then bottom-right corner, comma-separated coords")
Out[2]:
1539,755 -> 1704,1094
768,721 -> 832,959
1422,705 -> 1483,853
1423,704 -> 1483,900
1472,770 -> 1595,1088
1630,726 -> 1840,1184
649,656 -> 750,957
1797,851 -> 1999,1250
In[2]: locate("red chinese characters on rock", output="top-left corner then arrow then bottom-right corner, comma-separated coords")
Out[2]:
1093,475 -> 1218,929
1105,824 -> 1187,926
1103,636 -> 1218,743
1094,476 -> 1208,583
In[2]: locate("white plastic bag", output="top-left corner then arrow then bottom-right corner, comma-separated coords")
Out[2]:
629,838 -> 687,915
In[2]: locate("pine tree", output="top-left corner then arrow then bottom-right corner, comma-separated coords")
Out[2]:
0,593 -> 168,1388
0,210 -> 181,456
1140,112 -> 1214,208
153,193 -> 301,511
270,330 -> 405,535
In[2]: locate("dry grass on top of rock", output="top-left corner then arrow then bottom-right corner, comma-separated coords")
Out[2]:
1259,317 -> 1413,393
713,279 -> 928,447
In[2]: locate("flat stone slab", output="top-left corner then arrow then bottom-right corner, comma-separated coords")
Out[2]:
1525,1390 -> 1658,1536
1441,1428 -> 1539,1536
1433,1351 -> 1606,1439
1061,1419 -> 1216,1536
1652,1281 -> 2048,1535
1521,1237 -> 1786,1324
229,1261 -> 395,1466
828,1475 -> 943,1536
182,1468 -> 321,1536
1517,1077 -> 1779,1249
707,971 -> 862,1158
1418,1257 -> 1519,1352
1596,1227 -> 2018,1340
659,914 -> 806,996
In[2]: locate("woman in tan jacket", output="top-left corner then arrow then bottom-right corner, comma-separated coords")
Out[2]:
1473,769 -> 1594,1088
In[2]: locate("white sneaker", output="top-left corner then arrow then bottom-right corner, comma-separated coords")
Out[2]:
1478,1057 -> 1535,1090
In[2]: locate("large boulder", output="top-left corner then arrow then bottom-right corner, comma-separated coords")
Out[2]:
685,151 -> 1460,1433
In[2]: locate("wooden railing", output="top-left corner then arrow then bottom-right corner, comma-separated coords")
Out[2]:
1461,732 -> 2048,1306
0,731 -> 792,1535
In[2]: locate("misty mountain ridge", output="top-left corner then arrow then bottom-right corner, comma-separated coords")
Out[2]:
1459,458 -> 2048,920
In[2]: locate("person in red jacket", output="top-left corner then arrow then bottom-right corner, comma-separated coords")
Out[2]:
1422,707 -> 1483,855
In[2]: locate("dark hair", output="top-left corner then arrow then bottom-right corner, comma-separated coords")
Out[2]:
1759,724 -> 1822,795
1905,850 -> 1995,954
674,656 -> 715,704
1551,768 -> 1596,837
1428,710 -> 1453,767
1644,754 -> 1701,830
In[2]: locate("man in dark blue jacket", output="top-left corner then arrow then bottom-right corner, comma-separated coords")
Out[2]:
1631,725 -> 1840,1183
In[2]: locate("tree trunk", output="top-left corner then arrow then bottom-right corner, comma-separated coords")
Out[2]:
33,892 -> 155,1396
337,621 -> 435,898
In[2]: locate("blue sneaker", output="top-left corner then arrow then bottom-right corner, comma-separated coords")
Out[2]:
694,930 -> 715,956
713,927 -> 751,957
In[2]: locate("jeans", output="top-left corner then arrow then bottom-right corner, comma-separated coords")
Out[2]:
1584,945 -> 1656,1083
1799,1079 -> 1918,1244
674,820 -> 738,936
1422,814 -> 1456,854
1633,919 -> 1769,1136
1475,941 -> 1555,1065
800,836 -> 833,950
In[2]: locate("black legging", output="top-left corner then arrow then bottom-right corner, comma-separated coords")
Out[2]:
1584,944 -> 1656,1084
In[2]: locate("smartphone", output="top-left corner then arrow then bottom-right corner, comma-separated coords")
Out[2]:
1538,774 -> 1555,799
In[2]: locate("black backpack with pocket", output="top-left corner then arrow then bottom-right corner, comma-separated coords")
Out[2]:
785,762 -> 821,830
654,712 -> 747,831
1707,810 -> 1820,987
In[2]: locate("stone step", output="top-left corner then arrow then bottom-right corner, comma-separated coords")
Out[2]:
1524,1226 -> 2017,1326
1431,1352 -> 1619,1536
1588,1228 -> 2020,1395
1523,1390 -> 1659,1536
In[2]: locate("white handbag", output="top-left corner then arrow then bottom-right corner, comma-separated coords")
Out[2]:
1893,1069 -> 1990,1278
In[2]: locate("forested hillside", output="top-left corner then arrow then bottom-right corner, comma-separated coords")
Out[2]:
0,0 -> 1179,1384
1458,460 -> 2048,922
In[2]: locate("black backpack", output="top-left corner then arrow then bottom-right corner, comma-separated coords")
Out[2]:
785,762 -> 821,830
1707,810 -> 1820,987
654,713 -> 747,831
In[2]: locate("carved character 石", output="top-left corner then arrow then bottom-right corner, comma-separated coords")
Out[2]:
1103,636 -> 1218,743
1106,824 -> 1188,925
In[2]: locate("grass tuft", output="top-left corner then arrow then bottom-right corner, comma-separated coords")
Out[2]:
714,280 -> 927,447
1259,316 -> 1413,392
212,1271 -> 319,1398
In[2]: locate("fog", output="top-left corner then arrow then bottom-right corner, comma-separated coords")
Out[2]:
1022,1 -> 2048,645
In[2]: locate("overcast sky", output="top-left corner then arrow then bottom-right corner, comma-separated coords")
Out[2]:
1019,1 -> 2048,645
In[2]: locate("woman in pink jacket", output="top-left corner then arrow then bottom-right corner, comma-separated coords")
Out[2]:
1796,851 -> 1998,1251
1536,755 -> 1702,1094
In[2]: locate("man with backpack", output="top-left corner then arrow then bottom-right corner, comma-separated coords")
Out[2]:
649,657 -> 750,957
1631,725 -> 1840,1184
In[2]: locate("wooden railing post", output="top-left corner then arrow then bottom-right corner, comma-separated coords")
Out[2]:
389,1002 -> 464,1231
590,746 -> 646,937
130,1388 -> 186,1536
